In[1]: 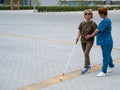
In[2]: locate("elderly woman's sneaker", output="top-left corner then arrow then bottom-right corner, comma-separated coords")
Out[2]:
81,68 -> 88,75
87,65 -> 91,69
97,72 -> 106,77
81,65 -> 91,75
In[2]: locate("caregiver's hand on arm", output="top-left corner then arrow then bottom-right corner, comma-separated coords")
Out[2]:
85,29 -> 99,40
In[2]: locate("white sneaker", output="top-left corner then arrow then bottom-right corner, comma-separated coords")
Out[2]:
107,67 -> 114,73
97,72 -> 106,77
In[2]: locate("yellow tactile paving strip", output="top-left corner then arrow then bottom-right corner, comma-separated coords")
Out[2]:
17,58 -> 120,90
0,33 -> 120,51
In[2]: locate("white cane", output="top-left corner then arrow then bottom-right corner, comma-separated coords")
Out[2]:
60,44 -> 76,81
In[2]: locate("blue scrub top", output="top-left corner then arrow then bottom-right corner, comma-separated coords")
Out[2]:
96,18 -> 113,46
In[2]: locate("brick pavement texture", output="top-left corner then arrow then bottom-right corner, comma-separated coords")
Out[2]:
0,10 -> 120,90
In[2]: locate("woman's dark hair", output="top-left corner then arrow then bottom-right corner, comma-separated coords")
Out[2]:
98,7 -> 108,16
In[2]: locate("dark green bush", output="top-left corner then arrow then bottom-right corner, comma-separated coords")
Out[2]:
0,6 -> 33,10
0,6 -> 120,11
37,6 -> 120,12
20,6 -> 33,10
108,6 -> 120,10
0,6 -> 10,10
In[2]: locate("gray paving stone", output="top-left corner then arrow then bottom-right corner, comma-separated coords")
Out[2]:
0,10 -> 120,90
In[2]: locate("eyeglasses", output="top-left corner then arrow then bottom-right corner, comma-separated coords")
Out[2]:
85,13 -> 91,15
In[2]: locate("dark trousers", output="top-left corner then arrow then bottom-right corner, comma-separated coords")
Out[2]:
81,42 -> 94,68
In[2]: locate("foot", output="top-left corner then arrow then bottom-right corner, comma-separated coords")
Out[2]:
97,72 -> 106,77
81,68 -> 88,75
81,65 -> 91,75
107,67 -> 114,73
87,65 -> 91,69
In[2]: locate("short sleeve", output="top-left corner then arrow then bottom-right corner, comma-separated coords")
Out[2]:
78,22 -> 83,32
93,22 -> 97,31
98,20 -> 109,32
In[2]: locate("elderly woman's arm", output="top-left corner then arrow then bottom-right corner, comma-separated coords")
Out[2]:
85,29 -> 99,40
76,31 -> 81,44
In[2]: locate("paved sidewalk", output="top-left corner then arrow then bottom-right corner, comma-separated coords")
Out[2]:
0,10 -> 120,90
17,58 -> 120,90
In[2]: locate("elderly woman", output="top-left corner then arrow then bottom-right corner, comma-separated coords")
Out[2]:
85,7 -> 115,77
76,9 -> 97,74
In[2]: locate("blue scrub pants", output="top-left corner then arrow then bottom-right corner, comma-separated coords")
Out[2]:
101,44 -> 114,73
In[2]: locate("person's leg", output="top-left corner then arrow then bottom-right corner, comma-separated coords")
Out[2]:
101,45 -> 109,73
81,42 -> 93,68
10,0 -> 14,10
108,44 -> 114,68
84,42 -> 93,68
81,42 -> 93,74
106,44 -> 115,73
81,43 -> 87,68
97,44 -> 114,76
17,0 -> 20,10
81,43 -> 86,52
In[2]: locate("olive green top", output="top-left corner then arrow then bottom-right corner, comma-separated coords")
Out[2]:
78,21 -> 97,43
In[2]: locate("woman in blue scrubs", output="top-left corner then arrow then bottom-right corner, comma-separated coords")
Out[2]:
85,7 -> 115,77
